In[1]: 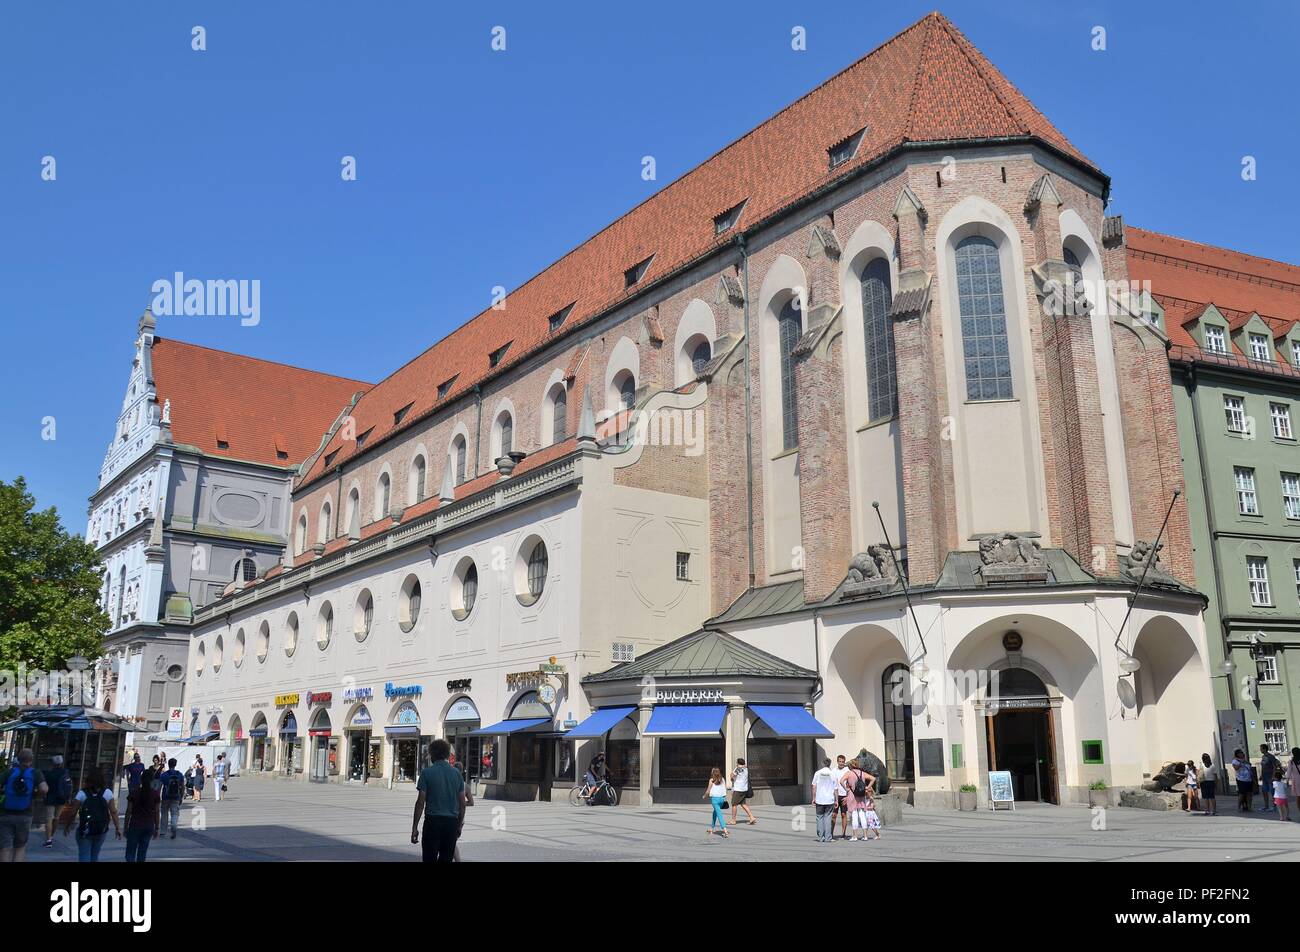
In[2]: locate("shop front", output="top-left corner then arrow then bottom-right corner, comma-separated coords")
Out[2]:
307,701 -> 338,783
384,685 -> 425,783
227,714 -> 245,772
578,627 -> 831,805
344,687 -> 379,782
249,711 -> 270,772
443,691 -> 495,784
466,689 -> 558,800
276,696 -> 302,777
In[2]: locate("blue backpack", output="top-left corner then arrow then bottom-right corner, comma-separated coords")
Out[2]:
3,767 -> 36,812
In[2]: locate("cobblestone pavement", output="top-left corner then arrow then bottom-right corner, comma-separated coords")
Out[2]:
22,776 -> 1300,862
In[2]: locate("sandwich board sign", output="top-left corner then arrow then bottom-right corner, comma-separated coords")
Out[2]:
988,770 -> 1015,810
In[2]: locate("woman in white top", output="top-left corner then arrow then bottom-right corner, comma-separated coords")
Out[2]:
729,758 -> 757,826
703,767 -> 729,837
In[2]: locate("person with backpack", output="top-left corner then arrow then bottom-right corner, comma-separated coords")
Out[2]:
838,757 -> 878,843
123,767 -> 161,862
0,748 -> 49,863
60,766 -> 121,862
41,754 -> 73,848
158,758 -> 185,838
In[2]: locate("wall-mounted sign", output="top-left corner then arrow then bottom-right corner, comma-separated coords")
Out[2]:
168,707 -> 184,733
275,693 -> 300,707
206,705 -> 222,715
394,702 -> 421,725
250,701 -> 270,709
307,691 -> 333,706
343,687 -> 374,703
447,678 -> 472,693
994,697 -> 1049,710
917,738 -> 944,777
445,698 -> 480,723
655,689 -> 724,704
539,658 -> 567,675
385,682 -> 422,699
350,705 -> 373,727
506,670 -> 546,690
988,770 -> 1015,808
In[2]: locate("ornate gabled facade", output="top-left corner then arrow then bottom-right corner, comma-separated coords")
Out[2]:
170,12 -> 1216,808
87,310 -> 369,734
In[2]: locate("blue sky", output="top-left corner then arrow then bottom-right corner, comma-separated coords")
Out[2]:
1,0 -> 1295,527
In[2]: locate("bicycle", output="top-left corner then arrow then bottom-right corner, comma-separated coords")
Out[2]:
568,777 -> 619,807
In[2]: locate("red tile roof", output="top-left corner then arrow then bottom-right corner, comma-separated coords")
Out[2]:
1126,226 -> 1300,364
298,11 -> 1096,489
151,338 -> 370,467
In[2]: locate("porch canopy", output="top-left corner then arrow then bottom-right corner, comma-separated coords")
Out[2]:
748,704 -> 833,738
645,704 -> 726,737
563,706 -> 637,739
467,717 -> 551,736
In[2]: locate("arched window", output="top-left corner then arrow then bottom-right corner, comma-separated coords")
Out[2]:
881,663 -> 915,782
318,501 -> 332,543
691,339 -> 712,374
955,235 -> 1013,401
296,515 -> 307,555
453,436 -> 467,485
551,387 -> 568,444
1063,246 -> 1087,317
527,541 -> 549,600
376,473 -> 391,522
411,457 -> 427,504
234,557 -> 256,582
116,566 -> 126,627
861,257 -> 896,421
345,488 -> 359,534
777,298 -> 803,451
615,370 -> 636,411
499,414 -> 513,458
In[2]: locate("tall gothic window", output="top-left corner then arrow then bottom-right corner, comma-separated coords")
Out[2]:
499,414 -> 513,457
955,235 -> 1013,401
453,437 -> 467,485
861,257 -> 896,421
881,663 -> 915,782
551,387 -> 567,444
412,456 -> 426,503
778,298 -> 803,451
377,473 -> 391,520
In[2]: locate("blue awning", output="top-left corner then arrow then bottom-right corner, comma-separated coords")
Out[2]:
466,717 -> 551,737
563,706 -> 636,739
189,730 -> 219,745
248,728 -> 268,738
749,704 -> 834,738
644,704 -> 726,737
383,725 -> 421,736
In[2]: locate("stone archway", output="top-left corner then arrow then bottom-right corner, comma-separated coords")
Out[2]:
1131,615 -> 1211,776
825,623 -> 910,768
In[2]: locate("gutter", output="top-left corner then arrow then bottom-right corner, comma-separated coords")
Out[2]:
737,234 -> 756,588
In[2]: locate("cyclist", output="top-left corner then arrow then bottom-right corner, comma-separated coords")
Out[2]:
583,752 -> 609,805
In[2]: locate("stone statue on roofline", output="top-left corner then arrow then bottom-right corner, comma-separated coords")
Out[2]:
848,544 -> 897,583
977,532 -> 1044,567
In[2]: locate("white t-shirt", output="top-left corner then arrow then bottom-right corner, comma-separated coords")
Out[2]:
74,788 -> 114,804
1276,779 -> 1290,799
732,766 -> 749,792
832,765 -> 849,794
813,767 -> 838,805
709,782 -> 727,798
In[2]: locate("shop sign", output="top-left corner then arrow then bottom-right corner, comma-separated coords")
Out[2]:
395,704 -> 421,726
655,689 -> 724,703
506,670 -> 546,690
206,704 -> 222,714
446,678 -> 472,693
993,696 -> 1048,710
167,708 -> 184,733
250,701 -> 270,709
539,657 -> 567,675
307,691 -> 333,706
351,705 -> 373,727
384,682 -> 422,699
563,719 -> 579,729
343,687 -> 373,703
445,698 -> 479,722
275,693 -> 300,707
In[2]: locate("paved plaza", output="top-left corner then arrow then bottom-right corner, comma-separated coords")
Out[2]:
22,777 -> 1300,862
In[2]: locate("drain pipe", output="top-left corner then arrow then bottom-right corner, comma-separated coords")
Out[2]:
737,233 -> 756,588
472,385 -> 484,479
1187,363 -> 1235,709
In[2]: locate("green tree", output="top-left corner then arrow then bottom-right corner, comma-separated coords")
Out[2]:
0,478 -> 108,677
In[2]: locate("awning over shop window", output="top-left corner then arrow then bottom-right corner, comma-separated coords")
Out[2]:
248,728 -> 268,738
749,704 -> 834,738
644,704 -> 726,737
563,706 -> 637,739
384,726 -> 421,736
466,717 -> 551,736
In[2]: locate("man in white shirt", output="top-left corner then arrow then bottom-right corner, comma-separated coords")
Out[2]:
831,754 -> 851,841
811,759 -> 838,843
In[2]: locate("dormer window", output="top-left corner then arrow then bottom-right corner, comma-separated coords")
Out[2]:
324,449 -> 339,468
714,200 -> 746,236
437,376 -> 458,400
393,402 -> 414,426
1204,325 -> 1227,354
1249,333 -> 1270,362
828,127 -> 866,170
354,427 -> 374,449
624,256 -> 654,289
489,342 -> 512,368
548,302 -> 575,333
1291,340 -> 1300,367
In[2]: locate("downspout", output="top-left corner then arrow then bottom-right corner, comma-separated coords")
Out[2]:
737,234 -> 756,589
473,385 -> 484,479
1187,362 -> 1235,709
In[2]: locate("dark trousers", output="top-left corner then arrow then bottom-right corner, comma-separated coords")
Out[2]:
421,815 -> 459,863
124,827 -> 154,862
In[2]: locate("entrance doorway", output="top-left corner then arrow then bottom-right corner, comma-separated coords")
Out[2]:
985,669 -> 1058,804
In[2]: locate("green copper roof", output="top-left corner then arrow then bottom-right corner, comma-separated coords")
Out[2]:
711,579 -> 808,624
582,626 -> 818,684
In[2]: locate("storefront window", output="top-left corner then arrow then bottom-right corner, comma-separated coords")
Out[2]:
607,717 -> 639,788
394,738 -> 419,782
554,740 -> 575,782
659,737 -> 724,787
746,719 -> 797,786
508,736 -> 544,782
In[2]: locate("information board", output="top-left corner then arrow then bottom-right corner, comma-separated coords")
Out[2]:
988,769 -> 1015,810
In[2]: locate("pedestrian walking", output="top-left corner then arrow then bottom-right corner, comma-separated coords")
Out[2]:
192,756 -> 206,802
1182,760 -> 1199,813
158,758 -> 186,838
411,739 -> 466,863
729,758 -> 757,826
213,754 -> 228,802
61,767 -> 121,862
0,748 -> 49,863
704,767 -> 729,837
1199,753 -> 1219,816
811,758 -> 838,843
861,788 -> 883,840
1257,744 -> 1280,812
839,758 -> 877,842
1287,748 -> 1300,819
832,754 -> 851,841
123,767 -> 161,862
1231,748 -> 1254,812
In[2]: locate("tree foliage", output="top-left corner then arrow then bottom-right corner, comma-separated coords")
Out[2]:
0,477 -> 108,673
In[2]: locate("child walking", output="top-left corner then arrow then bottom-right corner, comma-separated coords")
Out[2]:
1274,766 -> 1291,821
862,788 -> 883,840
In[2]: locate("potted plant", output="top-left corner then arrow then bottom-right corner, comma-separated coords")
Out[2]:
1088,779 -> 1109,808
958,783 -> 978,811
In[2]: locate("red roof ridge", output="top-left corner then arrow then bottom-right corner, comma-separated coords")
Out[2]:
1128,226 -> 1300,292
153,336 -> 372,388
